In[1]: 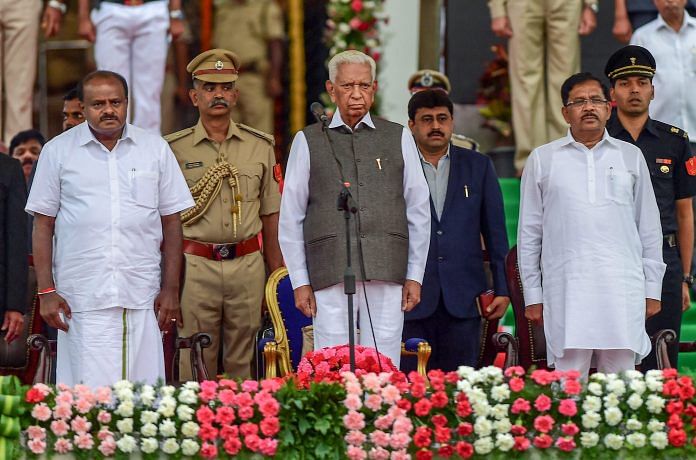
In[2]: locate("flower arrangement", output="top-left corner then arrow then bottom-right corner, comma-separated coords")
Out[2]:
477,44 -> 512,141
296,344 -> 398,388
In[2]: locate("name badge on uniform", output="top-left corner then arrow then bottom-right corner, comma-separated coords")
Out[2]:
185,161 -> 203,169
686,157 -> 696,176
655,158 -> 672,165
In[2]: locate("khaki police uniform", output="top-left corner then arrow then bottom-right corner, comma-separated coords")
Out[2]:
165,49 -> 281,379
212,0 -> 285,134
407,69 -> 480,151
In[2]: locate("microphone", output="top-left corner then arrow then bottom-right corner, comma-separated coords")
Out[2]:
310,102 -> 329,127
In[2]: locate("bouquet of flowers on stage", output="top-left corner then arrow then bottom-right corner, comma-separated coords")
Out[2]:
296,345 -> 398,387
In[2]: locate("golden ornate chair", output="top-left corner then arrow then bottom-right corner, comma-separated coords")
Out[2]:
261,267 -> 432,377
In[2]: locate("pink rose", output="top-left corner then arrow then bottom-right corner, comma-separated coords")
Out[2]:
200,442 -> 219,459
258,438 -> 279,456
56,390 -> 73,405
53,402 -> 72,420
555,436 -> 576,452
362,373 -> 381,392
73,432 -> 94,450
345,381 -> 363,395
260,416 -> 280,437
392,449 -> 411,460
561,422 -> 579,436
218,389 -> 235,405
220,424 -> 239,439
345,429 -> 367,446
244,433 -> 261,452
504,366 -> 526,378
238,405 -> 254,420
533,434 -> 553,449
196,406 -> 215,424
564,370 -> 581,380
28,438 -> 46,454
215,406 -> 236,425
98,436 -> 116,456
201,380 -> 218,393
261,378 -> 282,393
70,415 -> 91,434
345,394 -> 363,411
392,416 -> 413,435
534,394 -> 552,412
558,399 -> 577,417
381,384 -> 401,404
374,414 -> 394,430
97,428 -> 114,441
31,404 -> 52,421
364,393 -> 383,411
370,429 -> 390,448
563,379 -> 582,395
258,397 -> 280,417
75,398 -> 94,414
97,410 -> 112,424
240,422 -> 259,437
234,392 -> 253,407
351,0 -> 363,13
242,380 -> 259,393
369,446 -> 390,460
509,377 -> 525,392
50,419 -> 69,437
347,445 -> 368,460
511,397 -> 532,414
95,386 -> 112,404
530,370 -> 553,385
390,432 -> 411,450
533,415 -> 555,433
27,425 -> 46,440
513,436 -> 531,451
223,437 -> 242,455
54,438 -> 73,454
219,378 -> 238,390
349,17 -> 364,31
198,423 -> 219,442
343,411 -> 366,431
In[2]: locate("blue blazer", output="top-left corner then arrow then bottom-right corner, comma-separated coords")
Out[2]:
406,145 -> 509,320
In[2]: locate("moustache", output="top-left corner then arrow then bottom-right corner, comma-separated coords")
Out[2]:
21,158 -> 34,166
581,113 -> 598,121
209,99 -> 229,108
428,130 -> 444,137
100,114 -> 119,122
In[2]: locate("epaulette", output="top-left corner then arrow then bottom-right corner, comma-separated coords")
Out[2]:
164,127 -> 195,144
238,123 -> 275,146
653,120 -> 689,139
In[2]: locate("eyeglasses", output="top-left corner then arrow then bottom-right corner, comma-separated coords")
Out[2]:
565,98 -> 609,109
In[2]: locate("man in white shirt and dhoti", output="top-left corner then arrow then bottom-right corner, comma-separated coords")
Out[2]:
518,72 -> 666,378
26,70 -> 194,387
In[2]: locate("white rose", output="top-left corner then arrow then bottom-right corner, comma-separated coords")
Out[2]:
495,433 -> 514,451
178,389 -> 198,405
626,418 -> 643,431
140,423 -> 157,438
474,417 -> 493,437
468,388 -> 488,403
336,40 -> 347,50
606,379 -> 626,396
474,436 -> 494,455
177,405 -> 194,422
648,419 -> 665,433
160,385 -> 176,397
645,370 -> 663,380
482,366 -> 503,383
159,419 -> 177,438
140,437 -> 158,454
646,377 -> 663,392
493,418 -> 511,433
603,393 -> 620,408
365,38 -> 378,48
629,380 -> 647,395
580,432 -> 599,448
456,380 -> 472,392
604,407 -> 623,426
624,370 -> 643,380
181,421 -> 200,438
627,393 -> 643,410
338,23 -> 351,34
363,1 -> 376,9
115,401 -> 134,417
491,404 -> 509,420
457,366 -> 476,380
603,433 -> 624,450
183,381 -> 200,392
646,395 -> 665,414
582,396 -> 602,412
472,401 -> 491,417
181,439 -> 200,457
590,372 -> 607,382
490,384 -> 510,402
582,412 -> 601,429
588,382 -> 603,396
141,410 -> 160,425
626,432 -> 646,448
162,438 -> 180,455
116,434 -> 137,453
115,389 -> 134,402
158,397 -> 177,418
649,432 -> 668,449
113,380 -> 133,392
116,418 -> 133,433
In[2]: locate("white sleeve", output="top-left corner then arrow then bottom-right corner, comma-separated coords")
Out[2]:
633,150 -> 667,300
25,143 -> 61,217
158,142 -> 195,216
279,131 -> 311,289
400,128 -> 431,283
517,150 -> 544,306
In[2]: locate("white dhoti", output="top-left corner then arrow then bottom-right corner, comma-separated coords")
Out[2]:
313,281 -> 404,367
56,307 -> 165,387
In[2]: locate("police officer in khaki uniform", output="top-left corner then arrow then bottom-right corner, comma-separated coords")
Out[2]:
212,0 -> 285,134
407,69 -> 480,151
165,49 -> 283,379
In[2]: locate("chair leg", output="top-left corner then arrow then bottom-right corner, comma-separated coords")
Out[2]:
264,342 -> 278,379
416,341 -> 432,377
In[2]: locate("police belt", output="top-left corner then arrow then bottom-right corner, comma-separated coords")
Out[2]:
664,233 -> 677,248
183,235 -> 260,261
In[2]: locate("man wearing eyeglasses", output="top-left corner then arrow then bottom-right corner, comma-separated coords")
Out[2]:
518,72 -> 665,378
605,45 -> 696,371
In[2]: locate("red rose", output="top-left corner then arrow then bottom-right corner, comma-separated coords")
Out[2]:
513,436 -> 531,451
504,366 -> 526,378
678,383 -> 695,401
509,377 -> 525,392
456,400 -> 472,418
434,425 -> 451,444
558,399 -> 577,417
444,372 -> 459,384
533,434 -> 553,449
431,414 -> 448,427
215,406 -> 236,425
427,370 -> 446,391
198,423 -> 219,442
663,368 -> 678,379
533,415 -> 555,433
510,425 -> 527,436
223,437 -> 242,456
663,380 -> 680,397
200,442 -> 218,459
668,428 -> 687,447
351,0 -> 363,13
244,433 -> 261,452
397,399 -> 412,411
457,422 -> 473,436
455,441 -> 474,458
413,426 -> 432,448
438,445 -> 454,458
431,391 -> 449,408
667,413 -> 684,430
561,422 -> 579,436
196,406 -> 215,424
563,379 -> 582,395
667,400 -> 684,415
411,382 -> 427,399
240,422 -> 259,437
416,449 -> 433,460
555,436 -> 576,452
260,417 -> 280,437
25,388 -> 46,404
220,424 -> 239,439
414,398 -> 433,417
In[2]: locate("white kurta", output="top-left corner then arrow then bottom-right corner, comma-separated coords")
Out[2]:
518,130 -> 666,365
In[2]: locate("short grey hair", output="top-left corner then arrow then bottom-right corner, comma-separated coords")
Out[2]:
328,50 -> 377,83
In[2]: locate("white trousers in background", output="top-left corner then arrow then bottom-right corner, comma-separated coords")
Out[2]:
91,1 -> 169,133
313,281 -> 404,367
553,348 -> 636,380
57,307 -> 165,387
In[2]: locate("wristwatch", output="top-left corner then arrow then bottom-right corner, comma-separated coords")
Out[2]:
48,0 -> 67,14
584,0 -> 599,14
683,274 -> 694,286
169,9 -> 184,20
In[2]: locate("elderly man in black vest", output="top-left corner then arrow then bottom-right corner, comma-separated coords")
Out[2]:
279,50 -> 431,366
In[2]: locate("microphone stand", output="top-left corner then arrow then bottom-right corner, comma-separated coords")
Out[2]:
313,106 -> 358,373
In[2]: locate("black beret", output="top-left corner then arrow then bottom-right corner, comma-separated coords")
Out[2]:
605,45 -> 656,81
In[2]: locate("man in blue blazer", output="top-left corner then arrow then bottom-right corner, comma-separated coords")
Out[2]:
403,89 -> 510,371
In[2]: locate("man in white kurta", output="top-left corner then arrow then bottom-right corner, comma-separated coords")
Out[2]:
518,72 -> 666,378
26,71 -> 194,387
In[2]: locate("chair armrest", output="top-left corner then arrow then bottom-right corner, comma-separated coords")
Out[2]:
27,334 -> 55,385
263,341 -> 279,379
401,338 -> 431,377
651,329 -> 677,370
175,333 -> 212,383
492,331 -> 519,369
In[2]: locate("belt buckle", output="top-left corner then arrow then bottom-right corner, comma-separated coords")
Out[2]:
124,0 -> 144,6
213,244 -> 235,261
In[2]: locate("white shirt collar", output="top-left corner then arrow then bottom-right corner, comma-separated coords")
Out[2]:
561,128 -> 618,149
657,11 -> 696,31
417,144 -> 450,164
77,121 -> 137,147
328,107 -> 376,131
